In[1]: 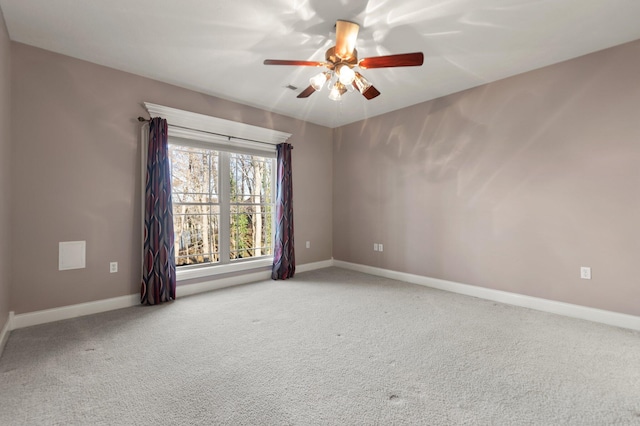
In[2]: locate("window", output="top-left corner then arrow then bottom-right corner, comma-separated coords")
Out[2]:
142,102 -> 291,279
169,142 -> 275,270
228,153 -> 274,260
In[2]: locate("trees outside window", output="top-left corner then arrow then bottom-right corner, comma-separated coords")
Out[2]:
169,144 -> 274,267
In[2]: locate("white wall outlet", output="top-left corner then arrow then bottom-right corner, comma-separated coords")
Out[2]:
580,267 -> 591,280
305,241 -> 310,249
379,244 -> 383,252
374,243 -> 379,251
110,262 -> 118,273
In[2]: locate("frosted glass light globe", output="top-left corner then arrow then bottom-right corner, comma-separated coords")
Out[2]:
310,72 -> 327,91
337,64 -> 355,85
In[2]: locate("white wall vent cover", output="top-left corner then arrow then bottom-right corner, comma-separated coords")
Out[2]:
59,241 -> 86,270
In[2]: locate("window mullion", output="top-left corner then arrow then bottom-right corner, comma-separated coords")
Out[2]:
219,152 -> 231,263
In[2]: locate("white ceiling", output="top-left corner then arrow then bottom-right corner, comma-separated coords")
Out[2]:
2,0 -> 640,128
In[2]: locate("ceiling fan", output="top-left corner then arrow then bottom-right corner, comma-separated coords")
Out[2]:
264,20 -> 424,101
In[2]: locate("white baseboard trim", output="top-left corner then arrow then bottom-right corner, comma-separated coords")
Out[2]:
0,311 -> 12,358
177,258 -> 334,296
9,260 -> 330,331
296,259 -> 334,274
14,259 -> 635,333
334,260 -> 640,332
12,294 -> 140,330
176,270 -> 272,298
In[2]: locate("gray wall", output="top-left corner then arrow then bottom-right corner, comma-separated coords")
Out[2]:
334,39 -> 640,317
10,43 -> 333,314
0,11 -> 10,330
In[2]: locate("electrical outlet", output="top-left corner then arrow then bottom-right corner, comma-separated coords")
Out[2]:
580,267 -> 591,280
110,262 -> 118,273
305,241 -> 310,249
374,243 -> 379,251
379,243 -> 383,252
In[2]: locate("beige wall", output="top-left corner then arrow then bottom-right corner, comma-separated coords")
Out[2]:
10,43 -> 333,314
6,35 -> 640,318
334,39 -> 640,317
0,11 -> 10,329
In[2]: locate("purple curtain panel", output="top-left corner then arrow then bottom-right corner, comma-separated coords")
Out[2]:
272,143 -> 295,280
141,117 -> 177,304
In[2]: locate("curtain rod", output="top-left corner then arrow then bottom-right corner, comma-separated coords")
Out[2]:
137,116 -> 291,148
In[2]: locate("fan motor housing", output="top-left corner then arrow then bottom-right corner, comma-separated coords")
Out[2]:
325,46 -> 358,69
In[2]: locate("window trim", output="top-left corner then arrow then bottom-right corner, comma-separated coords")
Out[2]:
176,257 -> 274,280
144,102 -> 291,146
142,103 -> 291,280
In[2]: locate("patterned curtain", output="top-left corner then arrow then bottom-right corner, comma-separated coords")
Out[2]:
141,117 -> 176,304
272,143 -> 295,280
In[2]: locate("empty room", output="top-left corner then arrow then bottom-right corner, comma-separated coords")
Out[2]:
0,1 -> 639,424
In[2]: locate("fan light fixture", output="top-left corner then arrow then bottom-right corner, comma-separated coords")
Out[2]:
353,72 -> 371,93
336,64 -> 355,85
310,72 -> 329,91
311,66 -> 355,101
328,81 -> 347,101
311,69 -> 370,101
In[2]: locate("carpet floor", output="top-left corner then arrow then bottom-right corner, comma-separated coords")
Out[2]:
1,267 -> 639,425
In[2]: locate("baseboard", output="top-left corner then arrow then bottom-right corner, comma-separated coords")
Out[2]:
12,294 -> 140,330
15,258 -> 633,333
177,258 -> 334,296
11,272 -> 268,330
10,260 -> 331,331
333,260 -> 640,332
176,270 -> 272,298
296,258 -> 334,274
0,311 -> 12,358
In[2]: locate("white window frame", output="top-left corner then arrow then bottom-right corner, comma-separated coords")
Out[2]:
142,103 -> 291,281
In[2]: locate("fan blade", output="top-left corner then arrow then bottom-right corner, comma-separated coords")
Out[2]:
335,20 -> 360,60
264,59 -> 326,67
297,85 -> 317,98
359,52 -> 424,69
351,78 -> 380,100
363,86 -> 381,100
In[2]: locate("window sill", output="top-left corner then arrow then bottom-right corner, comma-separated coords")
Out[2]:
176,257 -> 273,281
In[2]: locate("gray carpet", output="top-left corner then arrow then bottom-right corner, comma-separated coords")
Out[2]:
1,267 -> 639,425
